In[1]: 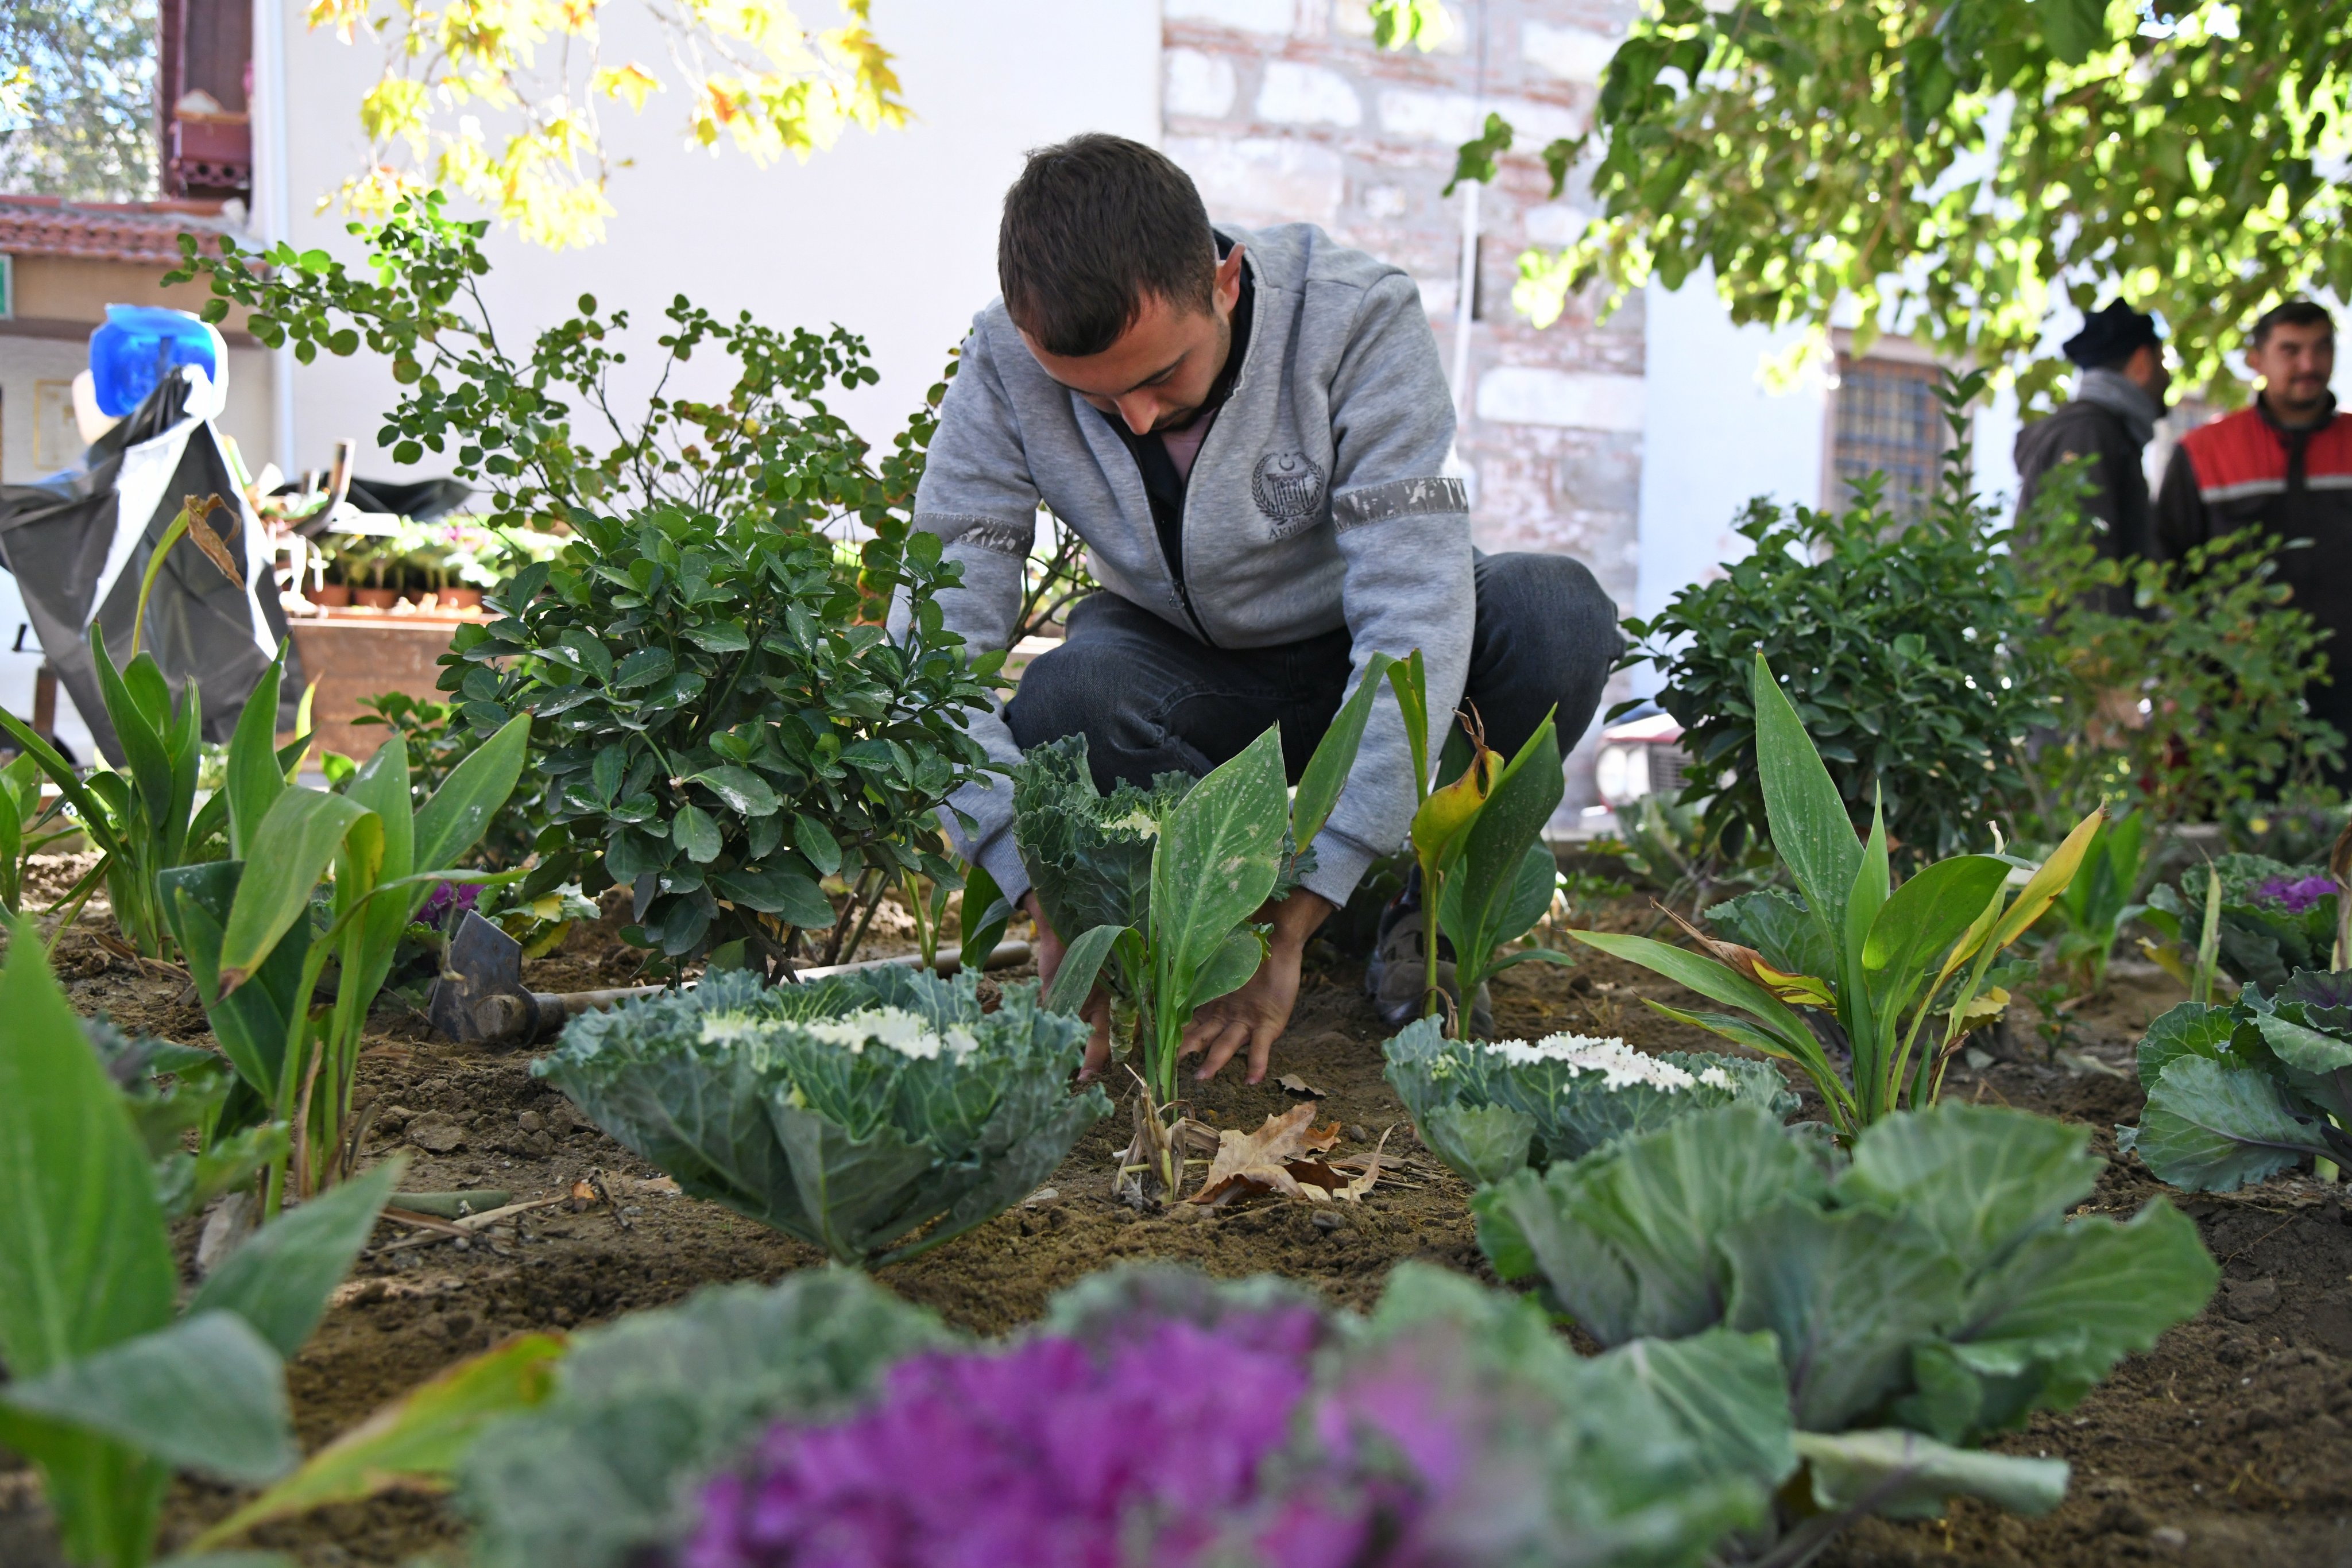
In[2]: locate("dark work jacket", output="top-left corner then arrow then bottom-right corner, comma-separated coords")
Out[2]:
2154,393 -> 2352,786
2014,399 -> 2155,601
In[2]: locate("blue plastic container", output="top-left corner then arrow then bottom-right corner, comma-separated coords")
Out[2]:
88,305 -> 226,417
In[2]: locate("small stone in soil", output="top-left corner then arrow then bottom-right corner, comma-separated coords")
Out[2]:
407,1113 -> 466,1153
517,1110 -> 544,1132
1312,1210 -> 1343,1232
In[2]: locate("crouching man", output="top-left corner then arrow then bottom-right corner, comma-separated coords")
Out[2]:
903,133 -> 1619,1082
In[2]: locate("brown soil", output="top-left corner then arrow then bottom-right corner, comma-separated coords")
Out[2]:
6,881 -> 2351,1568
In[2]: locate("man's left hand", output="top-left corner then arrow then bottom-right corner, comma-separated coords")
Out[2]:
1179,889 -> 1336,1085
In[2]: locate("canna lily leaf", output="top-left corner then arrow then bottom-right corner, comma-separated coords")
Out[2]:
1751,652 -> 1861,943
1290,650 -> 1393,851
1986,807 -> 2106,953
216,790 -> 373,993
189,1333 -> 568,1552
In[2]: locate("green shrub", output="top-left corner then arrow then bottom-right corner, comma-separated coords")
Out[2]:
2016,460 -> 2343,821
1622,371 -> 2041,864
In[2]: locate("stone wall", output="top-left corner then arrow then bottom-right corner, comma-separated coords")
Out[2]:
1161,0 -> 1643,806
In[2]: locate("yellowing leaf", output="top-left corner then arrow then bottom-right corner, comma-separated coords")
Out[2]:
188,1333 -> 567,1550
591,61 -> 662,109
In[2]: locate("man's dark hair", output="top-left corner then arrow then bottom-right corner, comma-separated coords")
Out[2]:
999,134 -> 1217,357
2250,299 -> 2334,349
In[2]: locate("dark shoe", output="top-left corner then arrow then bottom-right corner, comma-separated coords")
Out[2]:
1365,894 -> 1493,1036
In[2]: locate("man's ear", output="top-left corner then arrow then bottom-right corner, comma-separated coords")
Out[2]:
1213,244 -> 1246,317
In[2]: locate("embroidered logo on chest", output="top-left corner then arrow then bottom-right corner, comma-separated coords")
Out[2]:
1251,451 -> 1326,533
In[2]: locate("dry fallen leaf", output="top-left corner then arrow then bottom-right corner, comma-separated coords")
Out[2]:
1275,1073 -> 1328,1098
1190,1103 -> 1360,1207
179,493 -> 245,587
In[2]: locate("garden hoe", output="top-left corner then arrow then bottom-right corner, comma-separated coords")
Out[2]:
428,910 -> 1034,1048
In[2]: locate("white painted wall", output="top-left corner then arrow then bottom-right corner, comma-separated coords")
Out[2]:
256,0 -> 1164,477
1630,276 -> 1828,693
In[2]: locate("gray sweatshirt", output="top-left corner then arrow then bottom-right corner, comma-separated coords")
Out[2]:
903,221 -> 1473,909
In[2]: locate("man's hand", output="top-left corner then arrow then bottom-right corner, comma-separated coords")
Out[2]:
1027,892 -> 1114,1076
1181,889 -> 1336,1085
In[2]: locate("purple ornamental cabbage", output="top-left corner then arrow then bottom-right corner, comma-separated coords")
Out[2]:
2253,874 -> 2338,915
683,1310 -> 1325,1568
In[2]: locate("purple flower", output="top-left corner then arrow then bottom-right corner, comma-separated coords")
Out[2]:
2252,875 -> 2337,915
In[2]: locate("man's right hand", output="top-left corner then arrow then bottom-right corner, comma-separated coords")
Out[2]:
1024,892 -> 1112,1075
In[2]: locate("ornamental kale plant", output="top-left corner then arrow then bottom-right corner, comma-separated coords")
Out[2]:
1477,1102 -> 2217,1558
1573,653 -> 2100,1134
2118,970 -> 2352,1192
2145,855 -> 2344,992
0,922 -> 399,1568
1382,1019 -> 1796,1184
682,1262 -> 1796,1568
1621,371 -> 2043,864
463,1271 -> 954,1568
537,965 -> 1109,1265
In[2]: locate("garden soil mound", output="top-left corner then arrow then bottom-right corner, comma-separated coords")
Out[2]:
3,884 -> 2350,1568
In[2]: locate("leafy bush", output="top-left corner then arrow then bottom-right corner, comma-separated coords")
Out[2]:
669,1264 -> 1790,1568
1622,372 -> 2042,864
1381,1018 -> 1794,1183
2144,854 -> 2342,991
1573,653 -> 2098,1133
536,966 -> 1109,1265
442,501 -> 993,972
2119,970 -> 2352,1191
1477,1102 -> 2215,1552
2017,460 -> 2345,820
0,921 -> 398,1568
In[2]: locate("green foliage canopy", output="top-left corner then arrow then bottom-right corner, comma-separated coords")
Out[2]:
1463,1 -> 2351,401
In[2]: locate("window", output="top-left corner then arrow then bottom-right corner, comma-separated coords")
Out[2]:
1830,354 -> 1940,521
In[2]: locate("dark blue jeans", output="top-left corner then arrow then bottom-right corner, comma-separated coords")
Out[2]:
1005,552 -> 1623,792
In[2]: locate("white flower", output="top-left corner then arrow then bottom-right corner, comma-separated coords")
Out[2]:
799,1006 -> 980,1062
1471,1033 -> 1700,1092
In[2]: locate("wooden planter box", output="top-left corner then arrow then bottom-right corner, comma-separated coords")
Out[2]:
285,613 -> 471,761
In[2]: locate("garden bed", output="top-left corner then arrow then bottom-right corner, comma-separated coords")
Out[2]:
4,881 -> 2350,1568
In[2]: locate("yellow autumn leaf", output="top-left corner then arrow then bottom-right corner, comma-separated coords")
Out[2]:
591,61 -> 662,110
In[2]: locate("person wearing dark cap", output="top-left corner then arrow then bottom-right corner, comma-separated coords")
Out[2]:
2154,300 -> 2348,788
2013,300 -> 2171,582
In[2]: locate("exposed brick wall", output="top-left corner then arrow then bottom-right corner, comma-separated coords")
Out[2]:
1162,0 -> 1643,806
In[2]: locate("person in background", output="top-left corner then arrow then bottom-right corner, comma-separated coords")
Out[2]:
2013,300 -> 2171,585
2155,299 -> 2349,789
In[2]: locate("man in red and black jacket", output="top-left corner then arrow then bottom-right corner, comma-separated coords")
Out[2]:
2155,300 -> 2349,787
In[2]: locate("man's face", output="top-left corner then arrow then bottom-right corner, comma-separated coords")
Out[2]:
2247,320 -> 2336,420
1020,246 -> 1247,436
2125,342 -> 2173,405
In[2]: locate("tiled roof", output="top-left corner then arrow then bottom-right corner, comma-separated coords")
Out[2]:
0,195 -> 246,265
